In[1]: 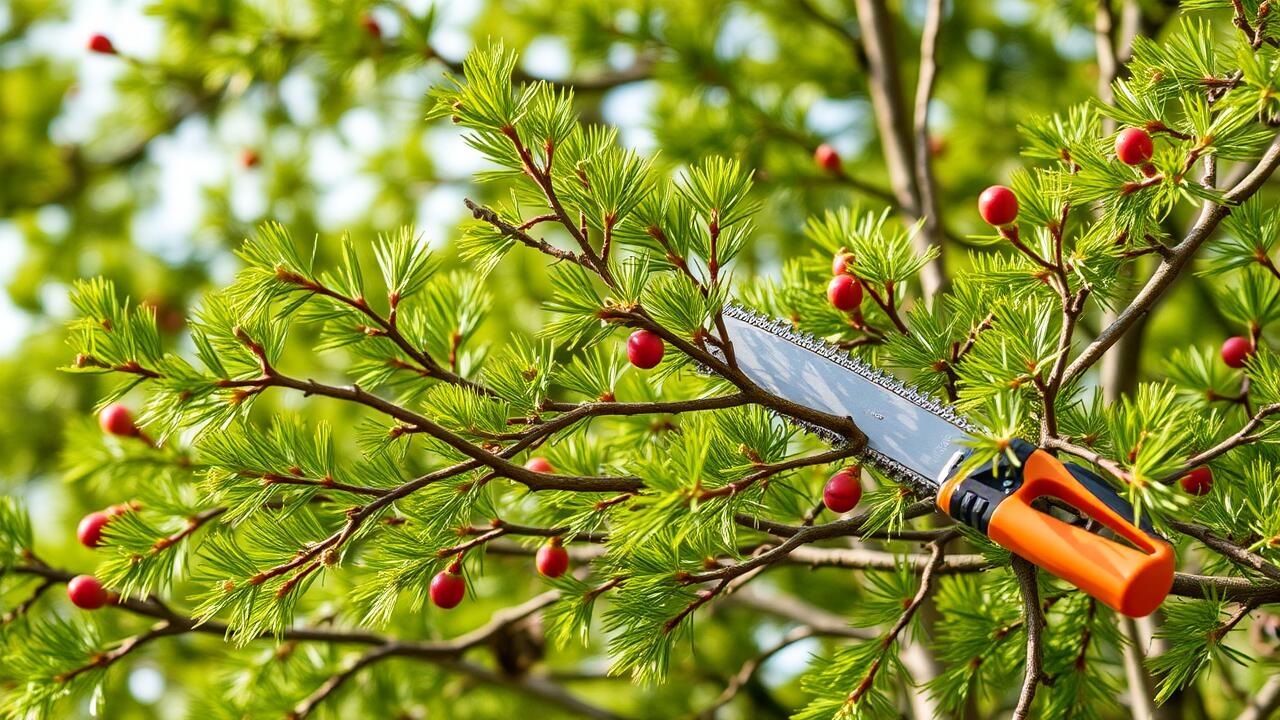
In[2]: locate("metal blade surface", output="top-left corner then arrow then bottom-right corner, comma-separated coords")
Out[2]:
719,305 -> 975,494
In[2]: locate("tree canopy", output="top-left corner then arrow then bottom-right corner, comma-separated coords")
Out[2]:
3,1 -> 1280,719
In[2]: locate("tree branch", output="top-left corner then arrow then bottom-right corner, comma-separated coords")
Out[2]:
1169,521 -> 1280,583
1238,673 -> 1280,720
1160,403 -> 1280,481
911,0 -> 949,299
1117,615 -> 1158,720
844,532 -> 954,708
785,545 -> 990,574
290,590 -> 568,718
689,500 -> 938,583
465,198 -> 588,267
1064,137 -> 1280,383
1011,557 -> 1047,720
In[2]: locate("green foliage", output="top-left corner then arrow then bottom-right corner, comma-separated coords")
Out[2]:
926,575 -> 1026,714
5,2 -> 1280,719
1149,598 -> 1250,703
0,498 -> 32,570
1,617 -> 105,718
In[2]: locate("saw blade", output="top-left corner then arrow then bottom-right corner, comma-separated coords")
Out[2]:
714,305 -> 977,495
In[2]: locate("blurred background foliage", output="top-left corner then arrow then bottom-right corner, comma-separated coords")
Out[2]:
3,0 -> 1252,716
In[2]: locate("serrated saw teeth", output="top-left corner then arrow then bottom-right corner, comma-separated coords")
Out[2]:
717,304 -> 974,431
706,304 -> 977,494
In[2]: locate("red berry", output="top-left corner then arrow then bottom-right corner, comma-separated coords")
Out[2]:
360,14 -> 381,39
77,511 -> 111,548
1115,128 -> 1154,166
815,144 -> 842,174
1181,466 -> 1213,496
832,251 -> 854,277
823,468 -> 862,513
430,565 -> 466,609
827,275 -> 863,311
98,403 -> 138,437
978,185 -> 1019,226
87,34 -> 116,55
240,148 -> 260,168
67,575 -> 110,610
525,457 -> 554,473
1222,336 -> 1255,369
627,330 -> 665,370
536,540 -> 570,578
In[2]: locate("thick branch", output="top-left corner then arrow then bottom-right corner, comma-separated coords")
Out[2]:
1011,557 -> 1047,720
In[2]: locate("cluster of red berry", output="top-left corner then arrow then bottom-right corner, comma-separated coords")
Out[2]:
812,146 -> 870,315
429,456 -> 571,609
980,128 -> 1257,373
65,403 -> 150,610
975,128 -> 1232,498
826,250 -> 864,313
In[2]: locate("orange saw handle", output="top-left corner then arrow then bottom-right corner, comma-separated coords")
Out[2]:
937,440 -> 1173,617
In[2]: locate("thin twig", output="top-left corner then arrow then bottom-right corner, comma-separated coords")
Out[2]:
1160,403 -> 1280,482
843,532 -> 954,709
697,626 -> 817,718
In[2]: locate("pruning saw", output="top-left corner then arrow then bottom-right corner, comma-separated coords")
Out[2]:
715,305 -> 1174,617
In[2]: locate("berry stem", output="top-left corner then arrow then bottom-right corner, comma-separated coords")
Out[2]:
999,226 -> 1060,279
860,283 -> 910,335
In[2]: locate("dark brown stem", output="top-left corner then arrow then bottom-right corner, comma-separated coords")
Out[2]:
1169,521 -> 1280,583
696,445 -> 860,501
253,472 -> 388,497
465,199 -> 585,266
499,128 -> 612,286
1160,403 -> 1280,481
274,270 -> 480,392
1,578 -> 55,624
861,282 -> 910,335
151,507 -> 227,551
844,532 -> 954,709
1043,438 -> 1135,485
